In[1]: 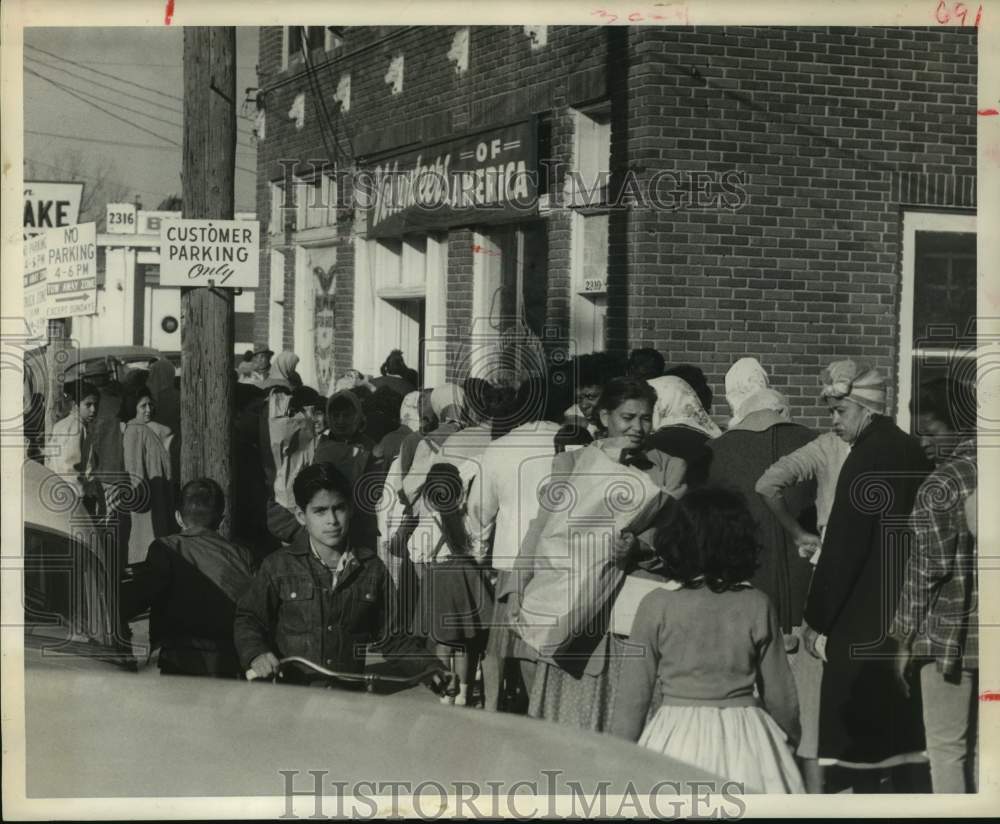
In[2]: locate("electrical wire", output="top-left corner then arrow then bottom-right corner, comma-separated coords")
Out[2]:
25,42 -> 184,102
26,128 -> 257,156
25,67 -> 181,146
25,61 -> 259,150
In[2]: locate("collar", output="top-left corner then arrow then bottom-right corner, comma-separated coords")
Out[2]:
179,525 -> 216,538
288,529 -> 376,561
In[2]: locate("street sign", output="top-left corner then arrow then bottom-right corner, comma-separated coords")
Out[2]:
23,233 -> 49,339
45,223 -> 98,320
106,202 -> 137,234
23,181 -> 84,236
160,218 -> 260,288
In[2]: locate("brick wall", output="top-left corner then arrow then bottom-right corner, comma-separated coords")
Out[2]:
255,25 -> 977,428
619,26 -> 976,429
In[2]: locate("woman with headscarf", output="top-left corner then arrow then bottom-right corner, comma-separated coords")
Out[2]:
802,361 -> 931,792
512,378 -> 685,733
725,357 -> 770,430
257,351 -> 301,497
374,389 -> 421,472
645,375 -> 722,488
707,382 -> 818,628
119,384 -> 176,564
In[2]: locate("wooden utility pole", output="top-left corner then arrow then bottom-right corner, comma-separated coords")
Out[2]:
180,27 -> 236,536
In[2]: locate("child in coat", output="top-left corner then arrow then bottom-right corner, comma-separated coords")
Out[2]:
610,486 -> 805,793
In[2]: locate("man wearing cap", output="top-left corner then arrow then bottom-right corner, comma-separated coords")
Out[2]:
802,360 -> 933,792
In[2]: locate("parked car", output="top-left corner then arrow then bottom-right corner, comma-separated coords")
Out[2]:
19,459 -> 729,802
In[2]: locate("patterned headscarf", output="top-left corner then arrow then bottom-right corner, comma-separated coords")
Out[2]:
647,376 -> 722,438
725,357 -> 769,428
820,360 -> 886,414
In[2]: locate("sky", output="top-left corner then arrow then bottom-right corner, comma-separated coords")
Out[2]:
23,27 -> 259,213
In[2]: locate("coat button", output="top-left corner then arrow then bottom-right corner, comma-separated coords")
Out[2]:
326,659 -> 333,665
290,592 -> 297,599
327,625 -> 334,631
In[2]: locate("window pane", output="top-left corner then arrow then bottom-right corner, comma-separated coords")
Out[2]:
913,231 -> 976,344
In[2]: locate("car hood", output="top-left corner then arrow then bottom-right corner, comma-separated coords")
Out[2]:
24,654 -> 724,799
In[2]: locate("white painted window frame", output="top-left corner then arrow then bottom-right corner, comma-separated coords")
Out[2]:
897,209 -> 977,431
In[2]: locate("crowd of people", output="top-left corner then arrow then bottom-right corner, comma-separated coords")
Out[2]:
41,343 -> 978,795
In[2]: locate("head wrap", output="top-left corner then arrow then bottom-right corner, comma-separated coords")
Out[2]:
725,357 -> 769,428
647,376 -> 722,438
260,350 -> 300,390
325,389 -> 364,432
820,360 -> 886,414
734,388 -> 790,424
430,384 -> 465,422
399,390 -> 422,432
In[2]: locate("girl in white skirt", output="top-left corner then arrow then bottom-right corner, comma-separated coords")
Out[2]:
610,487 -> 805,793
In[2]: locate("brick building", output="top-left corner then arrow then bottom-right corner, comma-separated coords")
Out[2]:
254,25 -> 977,430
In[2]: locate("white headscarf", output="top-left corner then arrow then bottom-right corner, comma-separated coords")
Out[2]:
399,390 -> 422,432
430,384 -> 465,423
647,376 -> 722,438
725,357 -> 769,429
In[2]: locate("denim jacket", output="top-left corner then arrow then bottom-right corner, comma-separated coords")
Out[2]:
234,530 -> 430,678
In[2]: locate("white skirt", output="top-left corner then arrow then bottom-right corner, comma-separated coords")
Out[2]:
639,705 -> 805,794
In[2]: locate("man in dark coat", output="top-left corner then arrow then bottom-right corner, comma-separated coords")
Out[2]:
123,478 -> 256,677
803,360 -> 933,792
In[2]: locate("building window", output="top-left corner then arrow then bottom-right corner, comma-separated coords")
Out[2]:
471,223 -> 549,380
268,250 -> 286,355
282,26 -> 326,70
354,234 -> 447,386
295,171 -> 337,231
898,210 -> 976,431
268,180 -> 287,236
569,104 -> 611,354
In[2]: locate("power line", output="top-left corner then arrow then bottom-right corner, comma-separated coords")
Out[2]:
25,62 -> 258,150
26,67 -> 186,132
25,67 -> 181,146
25,42 -> 183,102
25,128 -> 257,156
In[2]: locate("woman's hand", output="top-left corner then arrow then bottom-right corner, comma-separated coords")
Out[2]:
793,529 -> 822,559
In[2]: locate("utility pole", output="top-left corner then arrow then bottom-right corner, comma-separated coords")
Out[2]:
180,27 -> 236,536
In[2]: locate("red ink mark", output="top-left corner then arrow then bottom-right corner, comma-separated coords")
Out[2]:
936,1 -> 983,25
165,0 -> 175,25
471,244 -> 501,257
978,108 -> 1000,116
980,691 -> 1000,702
628,12 -> 644,21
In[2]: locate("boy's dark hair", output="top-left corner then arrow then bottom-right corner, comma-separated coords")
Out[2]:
178,478 -> 226,529
654,486 -> 760,592
118,384 -> 153,422
665,364 -> 713,413
911,377 -> 976,434
628,347 -> 666,380
292,462 -> 354,510
289,386 -> 323,416
65,379 -> 100,406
